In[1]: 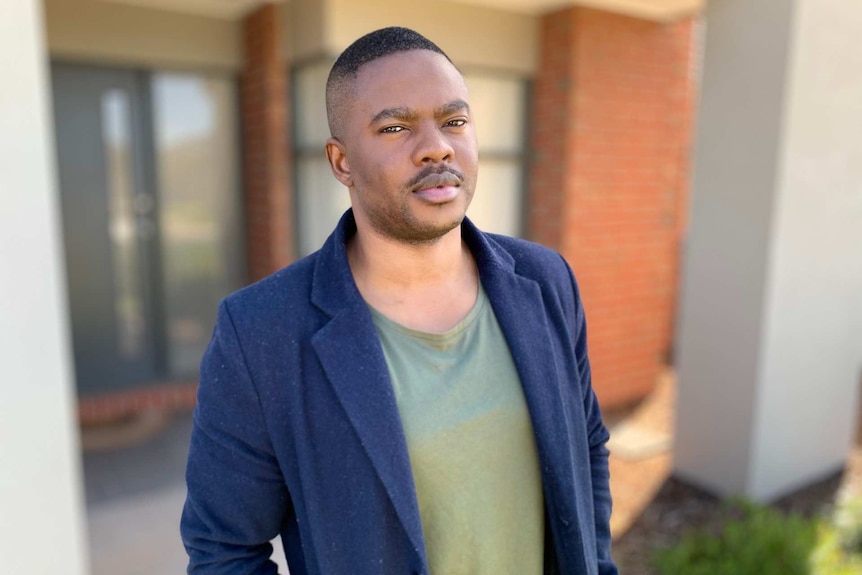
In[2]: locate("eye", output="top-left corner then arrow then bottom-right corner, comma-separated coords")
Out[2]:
380,125 -> 405,134
445,118 -> 467,128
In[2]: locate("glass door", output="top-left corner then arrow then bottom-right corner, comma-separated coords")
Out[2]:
52,63 -> 163,396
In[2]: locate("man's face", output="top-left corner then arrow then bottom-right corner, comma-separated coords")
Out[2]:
327,50 -> 479,244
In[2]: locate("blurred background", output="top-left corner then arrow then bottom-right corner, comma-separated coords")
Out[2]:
1,0 -> 861,573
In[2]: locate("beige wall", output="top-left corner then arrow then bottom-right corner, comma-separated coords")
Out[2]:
282,0 -> 328,63
45,0 -> 538,73
575,0 -> 704,21
44,0 -> 242,70
287,0 -> 538,74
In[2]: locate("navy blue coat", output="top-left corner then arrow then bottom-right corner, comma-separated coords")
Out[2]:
181,211 -> 618,575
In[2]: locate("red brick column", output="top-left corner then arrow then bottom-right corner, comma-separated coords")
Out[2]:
529,12 -> 577,251
529,8 -> 696,409
241,4 -> 294,282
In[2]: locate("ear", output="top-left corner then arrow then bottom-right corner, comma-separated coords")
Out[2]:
325,137 -> 353,188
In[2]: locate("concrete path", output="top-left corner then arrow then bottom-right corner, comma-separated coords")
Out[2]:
83,411 -> 288,574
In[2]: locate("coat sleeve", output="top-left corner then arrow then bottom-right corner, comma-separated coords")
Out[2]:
181,300 -> 291,574
559,255 -> 619,575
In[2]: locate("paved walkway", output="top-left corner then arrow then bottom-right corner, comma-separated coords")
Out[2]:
604,371 -> 676,537
83,411 -> 288,574
87,484 -> 189,575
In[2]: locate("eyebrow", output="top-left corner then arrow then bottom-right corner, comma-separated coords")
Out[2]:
369,99 -> 471,126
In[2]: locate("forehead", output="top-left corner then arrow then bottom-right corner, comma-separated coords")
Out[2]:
351,50 -> 469,115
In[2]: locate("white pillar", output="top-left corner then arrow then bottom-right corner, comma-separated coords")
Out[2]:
674,0 -> 862,501
0,1 -> 90,573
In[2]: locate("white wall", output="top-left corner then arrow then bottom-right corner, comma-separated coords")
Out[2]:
0,1 -> 90,572
673,0 -> 796,496
675,0 -> 862,501
750,0 -> 862,500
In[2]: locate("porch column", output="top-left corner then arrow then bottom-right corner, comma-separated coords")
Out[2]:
241,3 -> 295,282
0,0 -> 89,572
529,7 -> 696,408
674,0 -> 862,500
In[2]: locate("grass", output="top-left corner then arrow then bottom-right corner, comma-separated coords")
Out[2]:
653,496 -> 862,575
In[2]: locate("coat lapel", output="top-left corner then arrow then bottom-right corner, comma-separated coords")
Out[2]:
309,212 -> 426,567
464,221 -> 589,574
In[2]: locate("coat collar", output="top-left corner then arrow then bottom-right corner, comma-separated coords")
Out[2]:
309,210 -> 587,573
309,211 -> 427,565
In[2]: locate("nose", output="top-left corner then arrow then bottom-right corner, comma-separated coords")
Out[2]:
412,123 -> 454,165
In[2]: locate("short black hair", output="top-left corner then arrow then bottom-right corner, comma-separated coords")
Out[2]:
325,27 -> 452,139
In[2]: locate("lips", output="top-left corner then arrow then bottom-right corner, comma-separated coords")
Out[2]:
414,185 -> 459,203
412,172 -> 462,193
407,168 -> 465,204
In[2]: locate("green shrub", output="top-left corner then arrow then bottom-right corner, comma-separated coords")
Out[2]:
834,496 -> 862,555
653,497 -> 862,575
811,496 -> 862,575
653,500 -> 819,575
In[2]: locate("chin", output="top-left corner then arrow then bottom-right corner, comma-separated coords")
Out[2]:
393,214 -> 465,245
364,198 -> 470,245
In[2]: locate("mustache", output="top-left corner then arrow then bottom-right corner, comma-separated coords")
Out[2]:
406,166 -> 465,191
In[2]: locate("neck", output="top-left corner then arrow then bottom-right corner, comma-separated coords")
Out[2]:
347,222 -> 469,290
347,218 -> 479,333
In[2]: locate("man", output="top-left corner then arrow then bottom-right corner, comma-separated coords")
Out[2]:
182,27 -> 617,575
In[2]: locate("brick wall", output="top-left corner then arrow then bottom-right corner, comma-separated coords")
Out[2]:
241,3 -> 294,283
529,7 -> 696,409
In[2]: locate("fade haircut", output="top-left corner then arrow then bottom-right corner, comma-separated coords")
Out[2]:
325,27 -> 453,139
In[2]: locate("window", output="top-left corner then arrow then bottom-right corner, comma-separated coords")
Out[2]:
152,72 -> 243,377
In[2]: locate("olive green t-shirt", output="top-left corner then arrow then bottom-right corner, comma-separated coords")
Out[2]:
369,285 -> 544,575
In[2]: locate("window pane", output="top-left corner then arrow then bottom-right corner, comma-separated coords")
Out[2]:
297,156 -> 351,256
464,74 -> 527,155
101,88 -> 146,361
468,159 -> 523,237
152,73 -> 243,377
294,61 -> 332,149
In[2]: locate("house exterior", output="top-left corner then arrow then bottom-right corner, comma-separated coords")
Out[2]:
3,0 -> 861,573
42,0 -> 701,423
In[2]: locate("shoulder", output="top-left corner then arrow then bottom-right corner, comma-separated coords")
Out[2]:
476,230 -> 584,324
220,251 -> 321,331
482,231 -> 575,286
